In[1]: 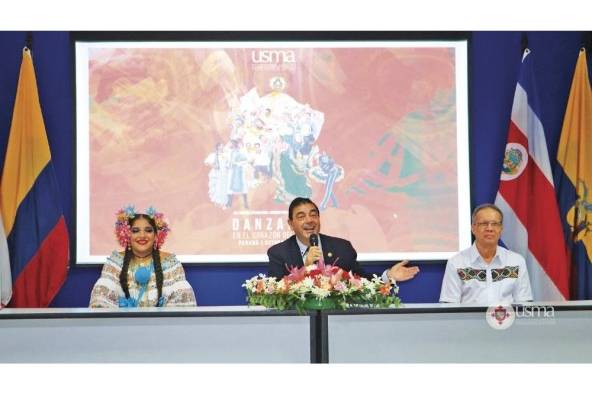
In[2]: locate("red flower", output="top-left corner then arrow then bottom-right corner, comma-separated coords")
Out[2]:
308,269 -> 322,278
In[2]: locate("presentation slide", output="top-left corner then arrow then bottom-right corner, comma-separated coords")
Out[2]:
75,39 -> 470,264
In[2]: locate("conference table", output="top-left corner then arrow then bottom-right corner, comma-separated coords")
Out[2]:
1,302 -> 591,363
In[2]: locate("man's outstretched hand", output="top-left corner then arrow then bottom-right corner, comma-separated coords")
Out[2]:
387,260 -> 419,282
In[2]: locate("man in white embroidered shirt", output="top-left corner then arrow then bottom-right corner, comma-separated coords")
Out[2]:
439,203 -> 533,305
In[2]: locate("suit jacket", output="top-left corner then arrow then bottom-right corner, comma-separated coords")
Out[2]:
267,234 -> 369,279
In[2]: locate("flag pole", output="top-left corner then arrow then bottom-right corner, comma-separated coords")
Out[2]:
520,32 -> 528,53
583,31 -> 591,52
25,31 -> 33,51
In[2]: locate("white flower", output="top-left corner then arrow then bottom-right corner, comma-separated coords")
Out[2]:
311,287 -> 330,299
276,278 -> 288,292
301,277 -> 315,289
265,282 -> 276,294
243,276 -> 260,291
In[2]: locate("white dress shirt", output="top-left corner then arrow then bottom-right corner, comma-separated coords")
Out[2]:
439,243 -> 533,305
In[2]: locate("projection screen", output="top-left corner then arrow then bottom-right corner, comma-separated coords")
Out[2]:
74,35 -> 470,265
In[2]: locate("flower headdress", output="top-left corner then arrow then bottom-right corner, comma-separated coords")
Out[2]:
114,205 -> 170,250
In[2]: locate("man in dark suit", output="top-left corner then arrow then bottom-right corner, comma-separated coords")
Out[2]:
268,197 -> 419,282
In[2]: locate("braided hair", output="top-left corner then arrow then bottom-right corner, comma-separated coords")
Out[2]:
119,214 -> 164,306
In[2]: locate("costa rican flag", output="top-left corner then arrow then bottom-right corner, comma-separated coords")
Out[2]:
494,48 -> 570,300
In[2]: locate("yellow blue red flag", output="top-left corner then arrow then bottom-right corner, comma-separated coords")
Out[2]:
0,48 -> 69,307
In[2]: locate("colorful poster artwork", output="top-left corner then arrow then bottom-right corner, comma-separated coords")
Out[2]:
83,44 -> 465,262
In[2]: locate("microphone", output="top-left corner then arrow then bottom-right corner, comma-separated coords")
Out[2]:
308,234 -> 321,266
309,233 -> 319,247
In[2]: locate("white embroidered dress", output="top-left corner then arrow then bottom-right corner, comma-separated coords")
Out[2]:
89,251 -> 197,308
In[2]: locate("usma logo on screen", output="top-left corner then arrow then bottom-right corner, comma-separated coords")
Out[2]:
485,304 -> 555,330
251,49 -> 296,64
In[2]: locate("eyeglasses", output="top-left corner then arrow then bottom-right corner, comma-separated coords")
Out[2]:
474,221 -> 502,229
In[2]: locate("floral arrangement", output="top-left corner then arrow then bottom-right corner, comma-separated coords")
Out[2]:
114,205 -> 170,249
243,260 -> 400,313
